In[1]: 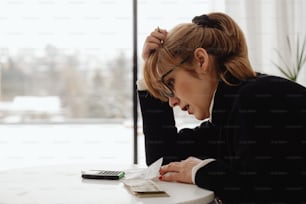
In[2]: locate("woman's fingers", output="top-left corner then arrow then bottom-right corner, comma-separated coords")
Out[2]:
142,27 -> 167,60
159,157 -> 203,184
160,171 -> 180,182
160,162 -> 181,175
159,167 -> 192,184
150,29 -> 167,42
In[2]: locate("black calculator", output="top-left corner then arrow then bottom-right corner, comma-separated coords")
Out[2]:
81,170 -> 125,180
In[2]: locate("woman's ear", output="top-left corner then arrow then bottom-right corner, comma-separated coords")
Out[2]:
193,48 -> 209,74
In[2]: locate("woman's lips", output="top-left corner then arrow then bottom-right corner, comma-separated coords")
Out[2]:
182,105 -> 191,114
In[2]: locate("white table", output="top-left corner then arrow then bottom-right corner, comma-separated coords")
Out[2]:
0,164 -> 214,204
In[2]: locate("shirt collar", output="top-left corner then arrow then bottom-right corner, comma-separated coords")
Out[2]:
208,89 -> 217,122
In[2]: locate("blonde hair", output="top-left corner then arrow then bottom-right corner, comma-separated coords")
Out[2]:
144,12 -> 256,101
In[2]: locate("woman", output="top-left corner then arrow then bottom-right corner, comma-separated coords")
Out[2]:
138,12 -> 306,203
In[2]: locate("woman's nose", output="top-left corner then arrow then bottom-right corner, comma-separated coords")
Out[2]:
168,96 -> 179,107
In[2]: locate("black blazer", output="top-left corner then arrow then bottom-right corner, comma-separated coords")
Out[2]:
138,74 -> 306,203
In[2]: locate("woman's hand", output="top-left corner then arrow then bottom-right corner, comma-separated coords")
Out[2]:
159,157 -> 202,184
142,27 -> 167,61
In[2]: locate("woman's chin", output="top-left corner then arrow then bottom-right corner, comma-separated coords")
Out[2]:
194,112 -> 209,121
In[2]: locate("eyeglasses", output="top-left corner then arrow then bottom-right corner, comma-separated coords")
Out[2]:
159,56 -> 190,98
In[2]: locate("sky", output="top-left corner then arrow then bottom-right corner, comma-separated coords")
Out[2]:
0,0 -> 225,60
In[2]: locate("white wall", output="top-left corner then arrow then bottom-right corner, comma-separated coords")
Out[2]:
225,0 -> 306,86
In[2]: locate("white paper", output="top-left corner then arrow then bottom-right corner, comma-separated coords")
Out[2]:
144,157 -> 163,179
122,158 -> 168,197
124,157 -> 163,180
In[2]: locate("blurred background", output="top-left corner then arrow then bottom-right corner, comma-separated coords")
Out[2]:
0,0 -> 305,170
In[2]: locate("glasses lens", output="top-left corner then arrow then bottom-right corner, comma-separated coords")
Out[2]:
160,85 -> 174,98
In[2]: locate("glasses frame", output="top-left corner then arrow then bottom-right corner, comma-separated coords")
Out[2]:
159,56 -> 191,98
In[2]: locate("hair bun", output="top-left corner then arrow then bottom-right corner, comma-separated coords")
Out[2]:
192,14 -> 222,30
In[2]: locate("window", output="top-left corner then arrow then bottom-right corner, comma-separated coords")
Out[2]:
0,1 -> 134,123
0,1 -> 225,170
0,0 -> 225,123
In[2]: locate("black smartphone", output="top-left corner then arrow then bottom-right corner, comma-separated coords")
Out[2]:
81,170 -> 125,180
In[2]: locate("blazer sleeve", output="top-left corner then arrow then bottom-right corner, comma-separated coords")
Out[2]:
138,90 -> 218,165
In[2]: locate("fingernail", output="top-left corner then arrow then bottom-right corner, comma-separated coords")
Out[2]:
159,176 -> 163,180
